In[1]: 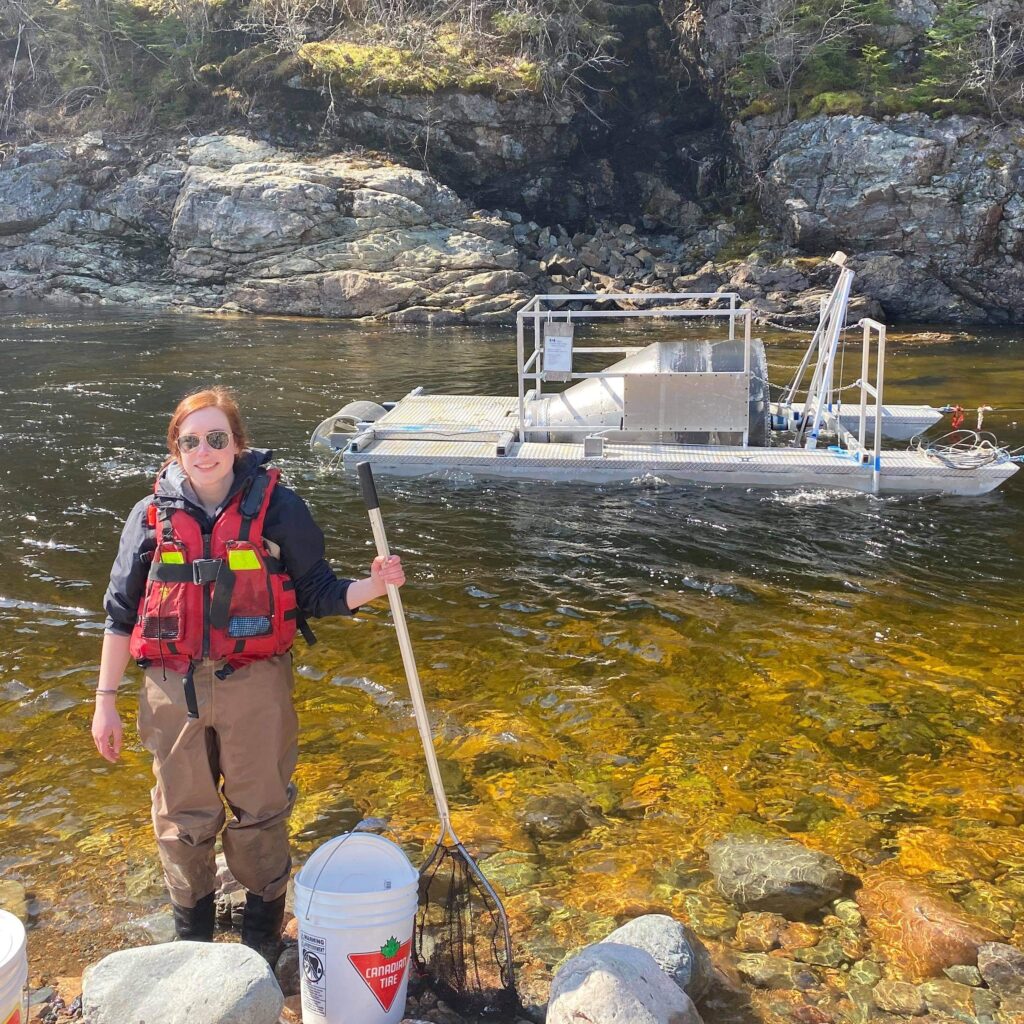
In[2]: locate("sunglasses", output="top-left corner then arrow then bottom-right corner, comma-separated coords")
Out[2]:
178,429 -> 231,453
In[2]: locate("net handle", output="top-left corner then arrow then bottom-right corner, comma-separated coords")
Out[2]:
357,463 -> 456,842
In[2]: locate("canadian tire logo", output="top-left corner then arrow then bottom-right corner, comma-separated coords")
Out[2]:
347,935 -> 412,1011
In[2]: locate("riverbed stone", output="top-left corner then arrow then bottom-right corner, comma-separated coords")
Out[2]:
709,836 -> 849,917
82,941 -> 283,1024
0,880 -> 28,921
833,900 -> 865,929
113,909 -> 177,944
520,789 -> 592,842
682,892 -> 741,939
793,934 -> 851,968
850,960 -> 883,987
603,914 -> 713,1000
547,943 -> 703,1024
479,850 -> 541,896
944,965 -> 983,987
858,875 -> 1004,981
734,952 -> 822,991
997,996 -> 1024,1024
978,943 -> 1024,998
919,978 -> 978,1020
274,943 -> 300,997
735,912 -> 789,952
872,980 -> 927,1016
780,923 -> 825,953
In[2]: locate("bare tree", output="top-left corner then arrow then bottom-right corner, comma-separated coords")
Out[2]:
968,10 -> 1024,118
709,0 -> 884,117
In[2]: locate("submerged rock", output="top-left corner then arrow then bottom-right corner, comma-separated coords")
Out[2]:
872,979 -> 927,1016
0,880 -> 28,921
978,943 -> 1024,998
113,910 -> 176,945
82,941 -> 283,1024
547,943 -> 703,1024
520,789 -> 593,842
735,911 -> 789,952
708,836 -> 849,917
603,914 -> 713,1001
733,952 -> 821,991
858,875 -> 1004,981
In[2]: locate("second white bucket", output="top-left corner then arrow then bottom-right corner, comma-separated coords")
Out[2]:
294,833 -> 419,1024
0,909 -> 28,1024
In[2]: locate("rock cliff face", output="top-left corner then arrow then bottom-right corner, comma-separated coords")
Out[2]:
734,113 -> 1024,323
0,134 -> 530,322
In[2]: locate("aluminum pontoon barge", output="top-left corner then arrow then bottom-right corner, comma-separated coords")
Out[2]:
312,256 -> 1019,496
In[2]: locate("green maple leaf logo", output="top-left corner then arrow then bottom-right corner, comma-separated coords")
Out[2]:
380,936 -> 401,959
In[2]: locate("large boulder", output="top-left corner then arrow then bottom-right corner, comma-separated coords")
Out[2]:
708,836 -> 850,918
734,113 -> 1024,323
82,941 -> 284,1024
858,875 -> 1005,981
603,915 -> 713,1001
548,943 -> 704,1024
0,134 -> 532,321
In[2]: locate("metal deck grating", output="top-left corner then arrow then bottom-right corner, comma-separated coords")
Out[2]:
377,395 -> 519,428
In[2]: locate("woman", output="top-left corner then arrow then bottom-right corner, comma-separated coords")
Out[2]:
91,386 -> 404,952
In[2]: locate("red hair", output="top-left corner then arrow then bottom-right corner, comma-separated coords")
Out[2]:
165,387 -> 250,465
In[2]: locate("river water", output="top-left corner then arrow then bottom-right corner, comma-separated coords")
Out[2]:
1,302 -> 1022,979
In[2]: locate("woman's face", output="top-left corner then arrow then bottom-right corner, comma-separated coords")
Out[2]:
176,407 -> 239,496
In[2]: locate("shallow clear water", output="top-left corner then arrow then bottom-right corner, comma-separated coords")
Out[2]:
1,302 -> 1022,977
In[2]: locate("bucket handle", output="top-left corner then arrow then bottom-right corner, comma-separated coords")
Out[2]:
298,830 -> 399,924
299,832 -> 358,924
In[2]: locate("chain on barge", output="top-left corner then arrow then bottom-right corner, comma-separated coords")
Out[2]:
311,254 -> 1020,496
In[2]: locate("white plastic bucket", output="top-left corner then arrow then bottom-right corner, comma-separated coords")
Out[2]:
0,910 -> 28,1024
294,833 -> 419,1024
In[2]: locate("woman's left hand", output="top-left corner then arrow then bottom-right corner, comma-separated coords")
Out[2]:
371,554 -> 406,589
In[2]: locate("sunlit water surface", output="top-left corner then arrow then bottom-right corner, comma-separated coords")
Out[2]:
1,303 -> 1022,977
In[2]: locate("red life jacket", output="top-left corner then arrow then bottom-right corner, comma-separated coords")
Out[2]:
130,467 -> 304,675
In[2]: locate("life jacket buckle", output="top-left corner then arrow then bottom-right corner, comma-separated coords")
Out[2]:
192,558 -> 223,586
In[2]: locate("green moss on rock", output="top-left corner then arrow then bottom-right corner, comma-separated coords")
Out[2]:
298,36 -> 543,97
805,91 -> 866,117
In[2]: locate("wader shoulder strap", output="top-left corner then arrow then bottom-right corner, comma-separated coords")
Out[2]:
284,608 -> 317,647
237,469 -> 274,541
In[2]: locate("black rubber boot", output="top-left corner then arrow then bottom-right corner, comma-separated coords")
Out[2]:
241,892 -> 286,963
172,891 -> 216,941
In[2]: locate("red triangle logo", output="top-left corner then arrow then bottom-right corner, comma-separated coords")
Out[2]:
347,936 -> 412,1012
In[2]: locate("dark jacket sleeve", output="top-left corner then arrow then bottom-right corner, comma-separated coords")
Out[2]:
264,486 -> 356,618
103,497 -> 157,635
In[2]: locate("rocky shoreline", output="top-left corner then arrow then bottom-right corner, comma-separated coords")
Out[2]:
8,831 -> 1024,1024
2,123 -> 1023,328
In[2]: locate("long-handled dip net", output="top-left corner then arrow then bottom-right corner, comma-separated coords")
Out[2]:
358,463 -> 519,1018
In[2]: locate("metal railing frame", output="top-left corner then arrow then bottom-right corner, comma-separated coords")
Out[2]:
514,293 -> 752,444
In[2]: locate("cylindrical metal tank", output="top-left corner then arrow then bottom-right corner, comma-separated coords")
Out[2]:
524,339 -> 770,446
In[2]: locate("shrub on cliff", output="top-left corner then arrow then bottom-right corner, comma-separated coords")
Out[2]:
0,0 -> 619,137
715,0 -> 1024,124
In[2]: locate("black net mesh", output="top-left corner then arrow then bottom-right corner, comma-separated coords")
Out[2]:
414,841 -> 519,1019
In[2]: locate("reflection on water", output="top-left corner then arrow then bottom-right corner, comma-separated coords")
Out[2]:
1,301 -> 1022,975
